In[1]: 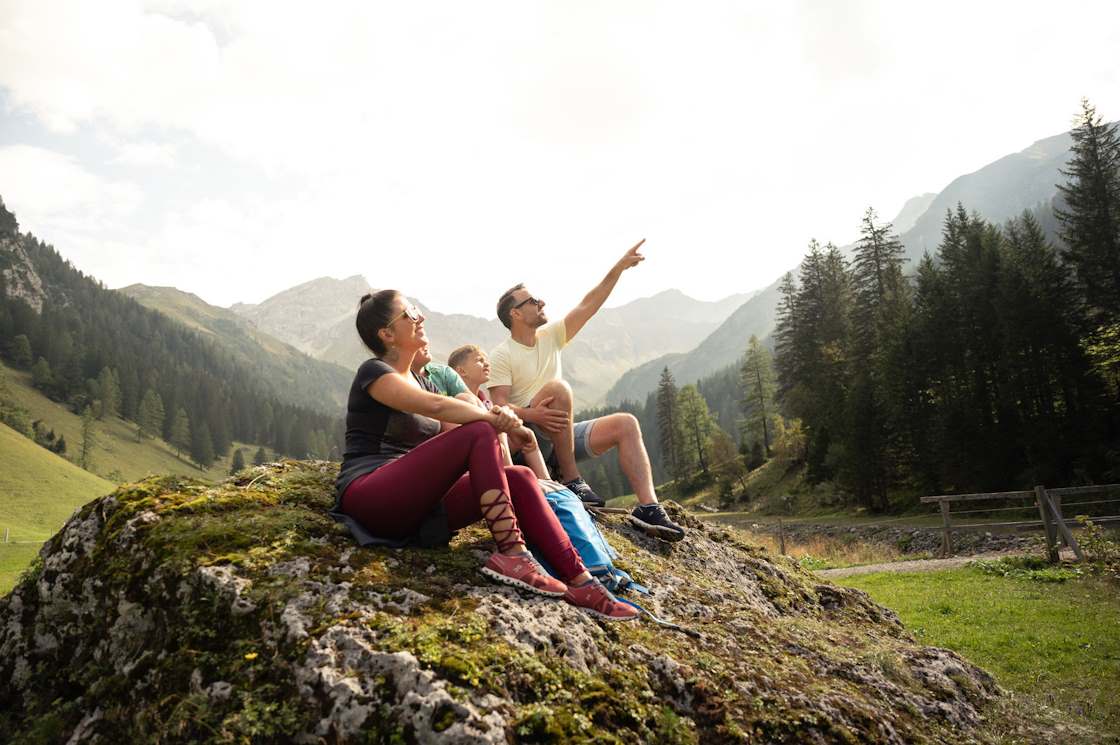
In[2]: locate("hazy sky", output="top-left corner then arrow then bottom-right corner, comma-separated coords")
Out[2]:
1,1 -> 1118,318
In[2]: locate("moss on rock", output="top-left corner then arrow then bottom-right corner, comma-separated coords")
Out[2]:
0,461 -> 1080,742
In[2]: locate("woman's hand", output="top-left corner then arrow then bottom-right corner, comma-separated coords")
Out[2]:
512,426 -> 537,451
490,405 -> 522,433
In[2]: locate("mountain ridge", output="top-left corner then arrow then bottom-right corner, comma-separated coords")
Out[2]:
230,279 -> 756,409
605,125 -> 1080,406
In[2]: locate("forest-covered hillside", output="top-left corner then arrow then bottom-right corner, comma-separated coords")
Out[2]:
0,198 -> 344,467
586,103 -> 1120,508
606,123 -> 1090,407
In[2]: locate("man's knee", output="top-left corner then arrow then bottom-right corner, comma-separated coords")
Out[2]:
536,379 -> 572,406
609,413 -> 640,438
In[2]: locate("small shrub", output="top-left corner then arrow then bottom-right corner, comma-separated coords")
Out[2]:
1078,517 -> 1120,582
972,556 -> 1082,583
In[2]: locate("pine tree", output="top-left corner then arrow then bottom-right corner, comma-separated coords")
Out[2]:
79,405 -> 97,470
655,367 -> 682,480
1056,98 -> 1120,325
739,335 -> 777,456
170,408 -> 191,457
773,271 -> 800,399
229,448 -> 246,475
97,367 -> 121,420
253,446 -> 268,466
851,208 -> 907,355
191,420 -> 215,469
845,208 -> 909,509
30,357 -> 52,391
10,334 -> 32,368
675,385 -> 716,477
137,390 -> 165,442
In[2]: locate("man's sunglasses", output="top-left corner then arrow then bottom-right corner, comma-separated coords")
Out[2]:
386,303 -> 421,327
513,296 -> 543,310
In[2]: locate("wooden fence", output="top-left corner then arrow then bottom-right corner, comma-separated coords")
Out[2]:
920,484 -> 1120,561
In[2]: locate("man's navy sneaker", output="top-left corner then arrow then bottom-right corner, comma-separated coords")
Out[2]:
564,478 -> 606,508
629,503 -> 686,542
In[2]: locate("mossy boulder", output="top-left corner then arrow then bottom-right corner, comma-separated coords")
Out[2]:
0,461 -> 1055,742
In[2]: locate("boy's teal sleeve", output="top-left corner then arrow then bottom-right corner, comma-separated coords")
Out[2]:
424,363 -> 469,397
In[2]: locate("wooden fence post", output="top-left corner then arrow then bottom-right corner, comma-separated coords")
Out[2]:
939,501 -> 953,558
1044,490 -> 1085,562
2,527 -> 8,544
1036,485 -> 1059,563
778,519 -> 786,555
1052,492 -> 1068,548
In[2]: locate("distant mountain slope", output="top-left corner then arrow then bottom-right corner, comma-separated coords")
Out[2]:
121,284 -> 351,411
0,362 -> 265,484
607,126 -> 1079,405
232,280 -> 754,408
892,192 -> 937,234
0,196 -> 341,462
607,282 -> 781,404
231,275 -> 370,360
899,128 -> 1075,260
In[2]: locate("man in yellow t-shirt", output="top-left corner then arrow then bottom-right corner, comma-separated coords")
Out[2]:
487,240 -> 685,542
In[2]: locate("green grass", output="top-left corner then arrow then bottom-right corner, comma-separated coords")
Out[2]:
1,362 -> 274,592
1,362 -> 263,483
836,566 -> 1120,732
0,543 -> 43,595
0,422 -> 114,541
0,422 -> 114,594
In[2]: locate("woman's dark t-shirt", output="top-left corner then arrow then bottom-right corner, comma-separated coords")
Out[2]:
335,358 -> 441,498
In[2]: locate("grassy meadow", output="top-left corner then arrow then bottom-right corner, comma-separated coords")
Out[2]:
1,362 -> 277,593
0,422 -> 114,540
0,422 -> 115,592
837,565 -> 1120,734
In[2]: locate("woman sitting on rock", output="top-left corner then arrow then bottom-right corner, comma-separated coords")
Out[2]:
333,289 -> 637,621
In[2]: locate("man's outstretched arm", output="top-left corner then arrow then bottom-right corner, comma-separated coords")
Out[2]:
564,238 -> 646,341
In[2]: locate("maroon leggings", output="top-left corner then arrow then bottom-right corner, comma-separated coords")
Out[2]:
341,420 -> 585,581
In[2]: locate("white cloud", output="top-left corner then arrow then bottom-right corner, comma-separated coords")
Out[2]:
0,145 -> 142,226
1,0 -> 1119,316
112,141 -> 177,168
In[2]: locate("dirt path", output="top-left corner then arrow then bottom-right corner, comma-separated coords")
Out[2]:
815,548 -> 1073,578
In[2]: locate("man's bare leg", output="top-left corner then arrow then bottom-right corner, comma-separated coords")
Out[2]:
528,380 -> 579,482
586,413 -> 657,506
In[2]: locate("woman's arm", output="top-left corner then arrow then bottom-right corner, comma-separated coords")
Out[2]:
368,372 -> 519,429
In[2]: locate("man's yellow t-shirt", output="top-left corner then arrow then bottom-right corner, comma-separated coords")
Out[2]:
487,321 -> 567,408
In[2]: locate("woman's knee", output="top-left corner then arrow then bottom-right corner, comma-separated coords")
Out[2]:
461,419 -> 497,440
503,465 -> 539,491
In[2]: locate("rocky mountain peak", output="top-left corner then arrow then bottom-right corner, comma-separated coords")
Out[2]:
0,235 -> 47,314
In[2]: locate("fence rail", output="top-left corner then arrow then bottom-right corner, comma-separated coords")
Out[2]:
919,483 -> 1120,562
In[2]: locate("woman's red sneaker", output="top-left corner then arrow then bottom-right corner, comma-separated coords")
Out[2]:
563,579 -> 640,621
481,552 -> 567,597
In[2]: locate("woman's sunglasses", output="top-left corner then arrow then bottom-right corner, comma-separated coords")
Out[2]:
386,303 -> 422,327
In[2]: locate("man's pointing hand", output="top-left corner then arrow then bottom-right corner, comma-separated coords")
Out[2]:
614,238 -> 646,273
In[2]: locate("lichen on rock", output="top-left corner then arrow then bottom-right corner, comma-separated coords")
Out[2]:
0,461 -> 1067,743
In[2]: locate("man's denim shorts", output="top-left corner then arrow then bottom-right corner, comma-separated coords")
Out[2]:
527,418 -> 599,463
